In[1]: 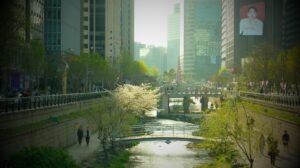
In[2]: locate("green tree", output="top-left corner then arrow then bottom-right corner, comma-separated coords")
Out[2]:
88,84 -> 159,157
67,53 -> 118,92
119,54 -> 157,84
183,96 -> 194,113
211,68 -> 233,87
161,69 -> 176,83
199,98 -> 267,168
285,44 -> 300,84
242,43 -> 277,82
44,54 -> 64,93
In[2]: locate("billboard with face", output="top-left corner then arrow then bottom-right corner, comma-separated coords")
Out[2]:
239,2 -> 265,36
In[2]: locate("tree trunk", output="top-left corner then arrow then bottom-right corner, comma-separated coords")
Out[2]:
249,158 -> 254,168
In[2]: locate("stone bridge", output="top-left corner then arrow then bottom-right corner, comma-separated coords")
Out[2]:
160,84 -> 223,112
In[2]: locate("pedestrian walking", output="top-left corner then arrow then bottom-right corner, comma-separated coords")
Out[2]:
267,134 -> 280,166
77,125 -> 83,145
282,130 -> 290,152
259,134 -> 265,155
86,127 -> 90,146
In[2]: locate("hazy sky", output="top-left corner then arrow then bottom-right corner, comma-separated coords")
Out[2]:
135,0 -> 181,47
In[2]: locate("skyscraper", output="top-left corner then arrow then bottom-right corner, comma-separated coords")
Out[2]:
221,0 -> 235,69
81,0 -> 105,56
167,2 -> 180,71
44,0 -> 81,56
281,0 -> 300,49
221,0 -> 283,72
183,0 -> 221,81
105,0 -> 134,65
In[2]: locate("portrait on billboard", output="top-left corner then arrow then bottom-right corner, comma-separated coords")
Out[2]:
239,2 -> 265,36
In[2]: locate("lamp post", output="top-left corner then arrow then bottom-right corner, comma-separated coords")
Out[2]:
61,48 -> 73,94
62,61 -> 69,94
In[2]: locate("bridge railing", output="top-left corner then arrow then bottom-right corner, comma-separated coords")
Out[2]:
239,91 -> 300,109
121,125 -> 199,138
0,91 -> 110,114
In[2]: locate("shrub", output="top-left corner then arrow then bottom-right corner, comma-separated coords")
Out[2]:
9,146 -> 79,168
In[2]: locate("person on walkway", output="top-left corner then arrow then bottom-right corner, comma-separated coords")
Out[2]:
282,130 -> 290,152
86,127 -> 90,146
267,134 -> 279,166
77,125 -> 83,145
259,134 -> 265,155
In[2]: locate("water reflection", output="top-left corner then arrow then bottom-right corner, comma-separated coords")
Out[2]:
127,119 -> 211,168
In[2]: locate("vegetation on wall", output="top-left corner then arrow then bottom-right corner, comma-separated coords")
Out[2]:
9,146 -> 79,168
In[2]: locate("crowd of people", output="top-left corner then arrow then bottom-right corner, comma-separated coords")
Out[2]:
246,80 -> 299,96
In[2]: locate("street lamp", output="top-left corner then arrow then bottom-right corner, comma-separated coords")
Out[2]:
61,48 -> 73,94
62,61 -> 69,94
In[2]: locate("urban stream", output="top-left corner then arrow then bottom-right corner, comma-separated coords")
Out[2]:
126,119 -> 212,168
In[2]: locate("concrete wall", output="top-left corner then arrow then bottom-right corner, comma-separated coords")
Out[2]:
0,98 -> 102,163
0,99 -> 100,129
0,118 -> 89,164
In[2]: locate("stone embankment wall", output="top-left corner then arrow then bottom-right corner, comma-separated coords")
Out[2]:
0,99 -> 99,129
0,99 -> 100,164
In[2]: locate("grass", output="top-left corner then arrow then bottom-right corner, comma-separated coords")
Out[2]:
241,101 -> 300,125
108,150 -> 131,168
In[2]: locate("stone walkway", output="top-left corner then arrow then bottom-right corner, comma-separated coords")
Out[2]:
240,107 -> 300,168
67,133 -> 102,164
252,145 -> 300,168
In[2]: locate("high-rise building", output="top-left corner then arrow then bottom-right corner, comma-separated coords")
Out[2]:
1,0 -> 45,92
105,0 -> 134,65
134,42 -> 146,60
44,0 -> 81,56
139,45 -> 166,75
17,0 -> 44,41
281,0 -> 300,49
221,0 -> 234,68
81,0 -> 105,56
167,2 -> 180,71
183,0 -> 221,81
221,0 -> 283,72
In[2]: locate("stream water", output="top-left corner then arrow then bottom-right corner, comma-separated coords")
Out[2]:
127,119 -> 211,168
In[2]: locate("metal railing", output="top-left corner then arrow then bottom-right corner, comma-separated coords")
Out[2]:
122,124 -> 199,137
0,91 -> 110,114
239,91 -> 300,108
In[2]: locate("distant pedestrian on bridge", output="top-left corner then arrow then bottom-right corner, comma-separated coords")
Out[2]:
77,126 -> 83,145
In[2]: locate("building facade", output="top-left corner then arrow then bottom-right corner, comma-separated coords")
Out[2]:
281,0 -> 300,49
134,42 -> 146,60
105,0 -> 134,65
167,3 -> 180,71
44,0 -> 81,56
183,0 -> 221,81
221,0 -> 235,68
140,45 -> 166,75
80,0 -> 105,56
221,0 -> 283,72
